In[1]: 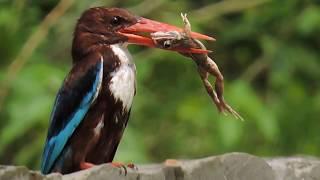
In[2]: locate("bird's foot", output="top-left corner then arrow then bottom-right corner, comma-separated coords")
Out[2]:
80,162 -> 95,170
127,162 -> 138,170
111,162 -> 138,175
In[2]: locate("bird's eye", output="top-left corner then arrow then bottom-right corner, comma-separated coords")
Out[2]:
111,16 -> 121,26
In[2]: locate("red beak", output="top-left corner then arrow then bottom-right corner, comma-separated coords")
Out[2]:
119,17 -> 215,54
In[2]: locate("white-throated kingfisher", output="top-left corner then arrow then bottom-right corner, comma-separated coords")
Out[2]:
40,7 -> 213,174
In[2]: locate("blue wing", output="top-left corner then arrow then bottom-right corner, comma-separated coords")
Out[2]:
41,57 -> 103,174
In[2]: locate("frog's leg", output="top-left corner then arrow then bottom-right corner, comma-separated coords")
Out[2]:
201,57 -> 243,120
198,66 -> 223,112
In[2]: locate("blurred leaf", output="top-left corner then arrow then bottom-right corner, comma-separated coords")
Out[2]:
0,62 -> 65,156
297,6 -> 320,35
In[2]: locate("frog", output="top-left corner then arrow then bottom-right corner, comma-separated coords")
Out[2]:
151,13 -> 243,120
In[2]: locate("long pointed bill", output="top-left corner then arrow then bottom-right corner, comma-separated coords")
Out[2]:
119,17 -> 215,54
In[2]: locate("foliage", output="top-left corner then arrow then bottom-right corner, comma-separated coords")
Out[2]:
0,0 -> 319,170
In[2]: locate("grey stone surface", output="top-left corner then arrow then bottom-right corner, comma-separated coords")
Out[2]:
266,157 -> 320,180
1,153 -> 320,180
0,165 -> 61,180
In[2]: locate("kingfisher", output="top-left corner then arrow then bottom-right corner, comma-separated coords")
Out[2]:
40,7 -> 213,174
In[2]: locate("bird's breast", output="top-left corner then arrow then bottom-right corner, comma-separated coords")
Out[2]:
108,44 -> 136,111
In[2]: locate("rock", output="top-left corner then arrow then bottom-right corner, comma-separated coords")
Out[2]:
180,153 -> 275,180
1,153 -> 320,180
266,156 -> 320,180
0,165 -> 61,180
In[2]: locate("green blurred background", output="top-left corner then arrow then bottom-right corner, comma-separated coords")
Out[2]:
0,0 -> 320,171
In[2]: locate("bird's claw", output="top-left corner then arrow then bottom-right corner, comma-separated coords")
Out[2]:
127,163 -> 138,170
111,162 -> 138,175
111,162 -> 127,175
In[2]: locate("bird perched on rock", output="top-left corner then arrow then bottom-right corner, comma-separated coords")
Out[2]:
40,7 -> 213,174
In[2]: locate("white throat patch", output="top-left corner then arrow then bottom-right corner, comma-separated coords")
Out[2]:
109,44 -> 136,110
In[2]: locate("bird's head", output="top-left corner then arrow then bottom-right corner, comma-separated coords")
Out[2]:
73,7 -> 213,59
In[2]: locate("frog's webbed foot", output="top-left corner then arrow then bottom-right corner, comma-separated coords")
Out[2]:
218,98 -> 244,120
181,13 -> 191,37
